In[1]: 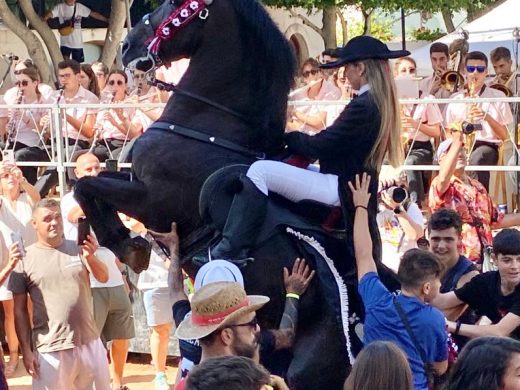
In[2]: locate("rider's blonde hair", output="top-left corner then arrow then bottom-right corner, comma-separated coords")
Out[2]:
362,59 -> 403,170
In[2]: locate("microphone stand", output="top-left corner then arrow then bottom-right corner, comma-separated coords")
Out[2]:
513,27 -> 520,210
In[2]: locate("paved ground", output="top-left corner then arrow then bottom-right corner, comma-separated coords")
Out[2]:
6,353 -> 179,390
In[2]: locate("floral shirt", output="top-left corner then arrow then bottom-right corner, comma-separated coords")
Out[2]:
429,175 -> 504,264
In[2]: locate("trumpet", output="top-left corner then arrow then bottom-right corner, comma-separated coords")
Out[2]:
489,71 -> 516,97
5,88 -> 24,148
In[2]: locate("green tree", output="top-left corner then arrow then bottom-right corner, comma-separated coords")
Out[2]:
263,0 -> 503,49
0,0 -> 133,83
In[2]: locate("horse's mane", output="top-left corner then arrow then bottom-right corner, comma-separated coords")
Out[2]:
230,0 -> 296,140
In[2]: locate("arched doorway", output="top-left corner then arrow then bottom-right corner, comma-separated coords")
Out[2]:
289,33 -> 309,69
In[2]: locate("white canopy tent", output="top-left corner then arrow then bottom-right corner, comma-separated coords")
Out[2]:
409,0 -> 520,77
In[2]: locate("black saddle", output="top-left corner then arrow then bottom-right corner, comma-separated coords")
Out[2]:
199,164 -> 346,243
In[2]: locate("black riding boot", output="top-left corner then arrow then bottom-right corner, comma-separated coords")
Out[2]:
199,176 -> 267,266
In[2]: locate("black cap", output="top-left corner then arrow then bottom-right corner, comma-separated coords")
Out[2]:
320,36 -> 410,69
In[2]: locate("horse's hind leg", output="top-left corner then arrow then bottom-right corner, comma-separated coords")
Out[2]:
74,172 -> 151,272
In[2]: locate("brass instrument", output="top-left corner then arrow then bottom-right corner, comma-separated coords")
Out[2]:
489,70 -> 516,97
5,88 -> 24,149
439,34 -> 469,93
464,80 -> 479,156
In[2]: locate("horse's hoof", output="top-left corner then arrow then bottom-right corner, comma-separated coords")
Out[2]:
117,236 -> 152,274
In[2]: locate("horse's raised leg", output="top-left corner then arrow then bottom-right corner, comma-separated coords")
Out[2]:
74,172 -> 151,273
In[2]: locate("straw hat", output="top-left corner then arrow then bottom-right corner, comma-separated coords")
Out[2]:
175,282 -> 269,340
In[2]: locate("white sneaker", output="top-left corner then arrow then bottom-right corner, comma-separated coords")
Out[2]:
155,372 -> 170,390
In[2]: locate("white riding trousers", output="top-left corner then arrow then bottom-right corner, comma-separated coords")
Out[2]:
247,160 -> 340,206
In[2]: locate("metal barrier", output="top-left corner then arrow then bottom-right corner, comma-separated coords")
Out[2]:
1,95 -> 520,198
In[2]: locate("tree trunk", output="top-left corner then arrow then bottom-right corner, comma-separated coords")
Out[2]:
101,0 -> 127,69
321,5 -> 337,49
441,9 -> 455,33
18,0 -> 63,75
336,9 -> 347,45
362,9 -> 372,36
0,0 -> 53,84
468,0 -> 506,21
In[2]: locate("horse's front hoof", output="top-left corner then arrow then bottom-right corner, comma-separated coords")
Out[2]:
117,236 -> 152,274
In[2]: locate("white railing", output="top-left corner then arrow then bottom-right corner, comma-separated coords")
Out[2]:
1,95 -> 520,199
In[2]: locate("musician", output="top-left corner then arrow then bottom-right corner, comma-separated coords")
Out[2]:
91,61 -> 109,92
1,67 -> 50,184
35,59 -> 98,196
419,42 -> 452,99
196,36 -> 408,265
489,47 -> 518,94
79,64 -> 101,98
444,51 -> 513,191
91,70 -> 142,161
5,60 -> 54,101
129,69 -> 165,132
286,58 -> 341,134
394,57 -> 417,77
394,57 -> 443,206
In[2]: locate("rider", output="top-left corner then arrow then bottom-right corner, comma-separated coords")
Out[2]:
199,36 -> 409,265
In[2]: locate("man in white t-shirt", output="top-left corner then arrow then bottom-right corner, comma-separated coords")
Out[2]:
43,0 -> 108,63
61,152 -> 134,390
444,51 -> 513,191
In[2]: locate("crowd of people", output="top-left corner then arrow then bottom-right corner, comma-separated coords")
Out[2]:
0,4 -> 518,388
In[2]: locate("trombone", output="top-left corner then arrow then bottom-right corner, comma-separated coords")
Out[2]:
489,70 -> 517,97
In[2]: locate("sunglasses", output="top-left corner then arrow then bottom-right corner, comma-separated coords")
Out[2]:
108,80 -> 125,86
14,70 -> 23,75
302,69 -> 319,78
227,317 -> 258,331
15,80 -> 29,87
466,65 -> 486,73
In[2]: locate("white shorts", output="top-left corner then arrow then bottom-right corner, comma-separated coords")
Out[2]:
143,288 -> 174,327
0,284 -> 12,301
32,338 -> 111,390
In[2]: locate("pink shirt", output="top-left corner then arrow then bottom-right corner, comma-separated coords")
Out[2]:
402,93 -> 443,142
289,78 -> 341,132
4,93 -> 47,147
49,86 -> 99,141
96,105 -> 136,141
444,86 -> 513,144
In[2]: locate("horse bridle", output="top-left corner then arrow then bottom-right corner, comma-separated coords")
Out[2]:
134,0 -> 255,126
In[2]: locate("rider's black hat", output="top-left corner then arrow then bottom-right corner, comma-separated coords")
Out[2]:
320,36 -> 410,69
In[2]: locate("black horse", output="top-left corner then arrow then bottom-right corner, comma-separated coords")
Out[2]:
74,0 -> 366,388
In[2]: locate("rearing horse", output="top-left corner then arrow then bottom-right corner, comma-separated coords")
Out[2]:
75,0 -> 361,388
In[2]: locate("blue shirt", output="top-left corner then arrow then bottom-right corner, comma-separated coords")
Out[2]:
359,272 -> 448,390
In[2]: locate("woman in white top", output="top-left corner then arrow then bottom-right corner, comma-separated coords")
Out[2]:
0,161 -> 39,376
91,70 -> 143,162
286,58 -> 341,134
2,67 -> 52,185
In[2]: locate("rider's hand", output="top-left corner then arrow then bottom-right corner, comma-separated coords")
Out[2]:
283,258 -> 315,296
348,173 -> 371,208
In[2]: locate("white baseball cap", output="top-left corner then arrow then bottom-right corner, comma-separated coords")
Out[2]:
194,260 -> 244,290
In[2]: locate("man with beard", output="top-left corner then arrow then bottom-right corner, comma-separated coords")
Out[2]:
7,198 -> 110,389
173,282 -> 269,390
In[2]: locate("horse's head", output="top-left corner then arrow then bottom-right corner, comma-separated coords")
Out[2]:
122,0 -> 213,72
